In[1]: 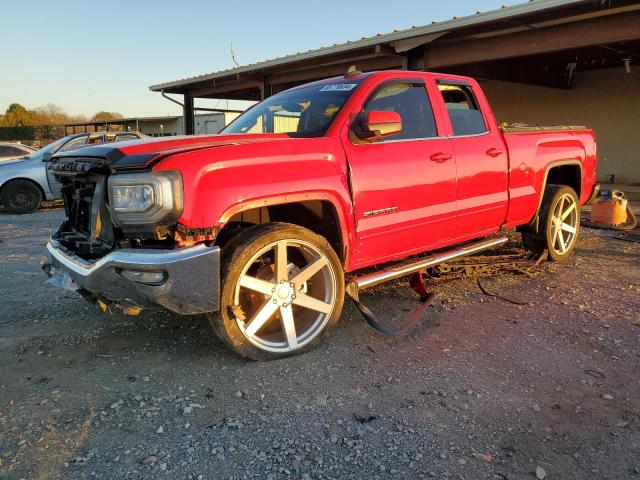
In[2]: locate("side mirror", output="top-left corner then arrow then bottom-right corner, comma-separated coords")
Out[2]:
357,111 -> 402,141
41,152 -> 52,162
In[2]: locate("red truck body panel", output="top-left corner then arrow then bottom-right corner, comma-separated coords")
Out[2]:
132,70 -> 597,272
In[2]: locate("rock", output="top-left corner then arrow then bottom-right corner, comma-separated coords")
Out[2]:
458,458 -> 467,465
234,391 -> 243,398
473,452 -> 493,463
142,455 -> 157,465
532,403 -> 541,412
536,466 -> 546,479
602,394 -> 614,400
156,426 -> 164,434
183,406 -> 193,415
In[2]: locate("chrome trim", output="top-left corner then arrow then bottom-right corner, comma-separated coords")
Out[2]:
46,241 -> 214,278
44,240 -> 220,315
348,236 -> 508,294
446,131 -> 490,139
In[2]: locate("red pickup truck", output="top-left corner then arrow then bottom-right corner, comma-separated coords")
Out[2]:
44,70 -> 598,360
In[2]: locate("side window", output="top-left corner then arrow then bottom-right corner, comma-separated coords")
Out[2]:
115,133 -> 139,142
364,82 -> 437,141
437,84 -> 487,136
87,134 -> 104,145
0,146 -> 25,157
60,135 -> 88,151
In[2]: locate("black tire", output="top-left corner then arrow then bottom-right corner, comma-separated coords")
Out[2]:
208,222 -> 345,361
0,180 -> 43,214
522,184 -> 580,262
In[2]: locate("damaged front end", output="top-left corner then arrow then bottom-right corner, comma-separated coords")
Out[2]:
42,154 -> 221,315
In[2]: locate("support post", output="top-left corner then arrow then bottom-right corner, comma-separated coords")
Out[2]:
183,93 -> 194,135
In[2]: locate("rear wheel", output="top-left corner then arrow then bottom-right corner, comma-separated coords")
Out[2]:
209,222 -> 344,360
522,184 -> 580,262
1,180 -> 43,214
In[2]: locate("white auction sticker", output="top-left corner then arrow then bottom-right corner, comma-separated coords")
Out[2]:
319,83 -> 358,92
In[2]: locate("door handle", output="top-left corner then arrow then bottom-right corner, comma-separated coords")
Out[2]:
486,148 -> 504,157
429,152 -> 452,163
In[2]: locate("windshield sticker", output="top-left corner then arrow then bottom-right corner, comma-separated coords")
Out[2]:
319,83 -> 358,92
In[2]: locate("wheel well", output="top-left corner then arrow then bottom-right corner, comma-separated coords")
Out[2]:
216,200 -> 344,261
0,178 -> 46,202
546,164 -> 581,197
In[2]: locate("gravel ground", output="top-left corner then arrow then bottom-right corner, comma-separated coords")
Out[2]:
0,208 -> 639,480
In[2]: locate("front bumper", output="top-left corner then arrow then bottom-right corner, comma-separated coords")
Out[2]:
43,239 -> 220,315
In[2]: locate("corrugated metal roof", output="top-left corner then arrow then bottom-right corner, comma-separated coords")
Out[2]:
149,0 -> 588,92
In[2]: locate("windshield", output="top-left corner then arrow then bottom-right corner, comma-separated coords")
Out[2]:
26,137 -> 69,158
223,81 -> 361,138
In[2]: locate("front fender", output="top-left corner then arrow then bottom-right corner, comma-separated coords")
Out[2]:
153,137 -> 356,263
0,160 -> 52,199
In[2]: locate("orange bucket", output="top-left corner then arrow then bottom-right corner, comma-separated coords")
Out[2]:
591,198 -> 628,226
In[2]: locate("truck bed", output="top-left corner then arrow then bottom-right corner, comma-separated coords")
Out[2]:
499,122 -> 587,133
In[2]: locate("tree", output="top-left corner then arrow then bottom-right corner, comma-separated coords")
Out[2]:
34,103 -> 68,125
4,103 -> 33,126
91,111 -> 123,122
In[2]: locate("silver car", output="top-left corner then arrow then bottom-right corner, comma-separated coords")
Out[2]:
0,142 -> 37,163
0,131 -> 145,213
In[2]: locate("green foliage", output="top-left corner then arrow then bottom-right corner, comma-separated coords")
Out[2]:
0,126 -> 35,140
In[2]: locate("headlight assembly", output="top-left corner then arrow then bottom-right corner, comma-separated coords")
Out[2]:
108,171 -> 183,226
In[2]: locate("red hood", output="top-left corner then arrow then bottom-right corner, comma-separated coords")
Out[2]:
52,133 -> 293,170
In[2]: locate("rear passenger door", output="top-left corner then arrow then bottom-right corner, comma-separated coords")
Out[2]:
342,79 -> 457,267
435,80 -> 509,239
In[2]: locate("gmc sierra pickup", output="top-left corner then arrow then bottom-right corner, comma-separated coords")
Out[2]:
43,70 -> 598,360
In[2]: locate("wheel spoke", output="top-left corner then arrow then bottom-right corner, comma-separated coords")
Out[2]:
291,257 -> 328,285
275,241 -> 288,283
239,275 -> 275,296
560,201 -> 576,221
561,222 -> 576,234
551,223 -> 560,249
292,292 -> 332,314
556,230 -> 567,253
280,305 -> 298,349
244,300 -> 279,337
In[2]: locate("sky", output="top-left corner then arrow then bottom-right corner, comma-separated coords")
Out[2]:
1,0 -> 512,118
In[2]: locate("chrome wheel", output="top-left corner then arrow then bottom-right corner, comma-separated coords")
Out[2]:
232,239 -> 337,353
550,193 -> 578,255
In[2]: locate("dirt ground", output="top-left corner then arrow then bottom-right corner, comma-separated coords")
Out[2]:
0,208 -> 638,480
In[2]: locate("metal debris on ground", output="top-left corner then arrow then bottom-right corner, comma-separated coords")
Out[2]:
611,229 -> 640,244
425,249 -> 548,281
476,277 -> 528,305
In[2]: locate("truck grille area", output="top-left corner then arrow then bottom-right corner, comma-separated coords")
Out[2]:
50,158 -> 115,259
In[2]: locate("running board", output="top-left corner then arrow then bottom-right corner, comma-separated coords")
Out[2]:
346,236 -> 508,301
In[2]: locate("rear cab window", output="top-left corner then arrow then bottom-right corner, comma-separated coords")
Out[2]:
437,83 -> 487,136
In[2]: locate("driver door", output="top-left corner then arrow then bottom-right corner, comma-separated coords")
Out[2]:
341,79 -> 457,268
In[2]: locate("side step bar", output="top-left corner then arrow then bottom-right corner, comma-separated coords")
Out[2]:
346,236 -> 508,301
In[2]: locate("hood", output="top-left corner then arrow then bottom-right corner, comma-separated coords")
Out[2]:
51,133 -> 292,171
0,155 -> 34,167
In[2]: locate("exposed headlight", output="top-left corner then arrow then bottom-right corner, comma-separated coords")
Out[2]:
108,171 -> 183,226
112,185 -> 155,212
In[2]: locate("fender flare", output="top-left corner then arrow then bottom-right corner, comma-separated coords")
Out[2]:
217,191 -> 354,264
519,159 -> 582,234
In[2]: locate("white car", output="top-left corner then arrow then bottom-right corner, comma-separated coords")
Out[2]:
0,132 -> 147,213
0,142 -> 37,163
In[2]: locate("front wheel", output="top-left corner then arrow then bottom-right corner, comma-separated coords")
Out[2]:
1,180 -> 43,214
208,223 -> 344,360
522,184 -> 580,262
